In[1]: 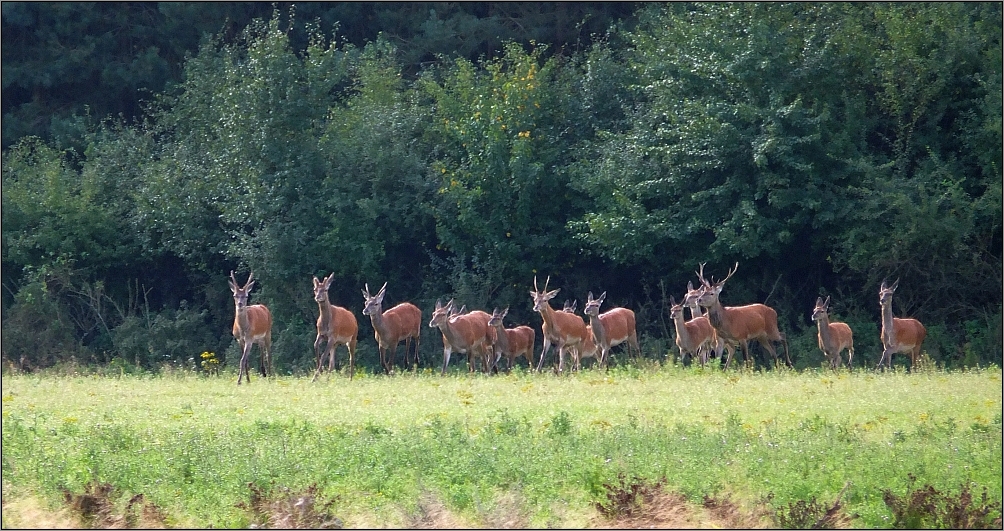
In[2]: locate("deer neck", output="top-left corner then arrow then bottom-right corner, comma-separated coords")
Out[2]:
537,303 -> 560,339
816,313 -> 832,344
687,301 -> 704,320
671,310 -> 690,344
368,306 -> 392,340
492,322 -> 510,353
705,300 -> 728,335
234,302 -> 249,331
317,299 -> 332,331
880,299 -> 895,343
436,317 -> 469,349
587,312 -> 608,346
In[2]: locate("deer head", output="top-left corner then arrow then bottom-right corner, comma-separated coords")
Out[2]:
811,296 -> 831,321
361,282 -> 388,316
530,276 -> 559,312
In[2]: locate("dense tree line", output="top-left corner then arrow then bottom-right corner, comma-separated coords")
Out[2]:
2,3 -> 1000,374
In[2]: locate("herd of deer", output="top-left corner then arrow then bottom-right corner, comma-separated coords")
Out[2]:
226,263 -> 927,385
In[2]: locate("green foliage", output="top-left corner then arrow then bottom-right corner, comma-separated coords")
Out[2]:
1,4 -> 1000,372
1,370 -> 1000,527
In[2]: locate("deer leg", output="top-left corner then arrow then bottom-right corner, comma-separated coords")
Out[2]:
312,335 -> 325,382
536,337 -> 552,373
388,344 -> 398,375
237,344 -> 251,385
347,339 -> 356,380
441,345 -> 452,376
333,339 -> 345,369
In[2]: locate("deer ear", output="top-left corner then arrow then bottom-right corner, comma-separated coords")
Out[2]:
890,278 -> 900,291
670,295 -> 677,306
598,291 -> 607,303
824,296 -> 831,307
815,296 -> 823,306
687,281 -> 694,291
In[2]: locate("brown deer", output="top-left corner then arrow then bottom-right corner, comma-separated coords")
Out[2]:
228,271 -> 273,385
696,263 -> 791,370
530,276 -> 590,374
361,282 -> 422,374
312,273 -> 359,381
684,280 -> 735,363
487,307 -> 536,372
811,296 -> 854,370
583,291 -> 640,369
429,299 -> 492,375
877,279 -> 926,370
669,295 -> 712,368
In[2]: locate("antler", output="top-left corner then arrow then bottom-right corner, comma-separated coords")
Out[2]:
696,262 -> 710,288
718,262 -> 738,285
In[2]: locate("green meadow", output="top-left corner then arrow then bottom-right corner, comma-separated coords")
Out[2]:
2,365 -> 1001,528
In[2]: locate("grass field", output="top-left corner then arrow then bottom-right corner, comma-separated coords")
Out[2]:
2,364 -> 1001,528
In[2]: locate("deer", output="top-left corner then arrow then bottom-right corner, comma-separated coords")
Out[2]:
877,279 -> 926,370
312,273 -> 359,381
487,307 -> 536,372
530,276 -> 590,374
583,291 -> 640,369
429,299 -> 492,375
228,270 -> 273,385
683,280 -> 735,363
669,295 -> 712,368
811,296 -> 854,370
695,263 -> 792,370
361,282 -> 422,374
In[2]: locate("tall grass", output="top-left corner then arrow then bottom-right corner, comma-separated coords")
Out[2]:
2,364 -> 1001,527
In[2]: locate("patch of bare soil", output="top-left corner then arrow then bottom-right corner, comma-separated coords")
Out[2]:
408,490 -> 475,529
61,482 -> 168,529
238,482 -> 343,529
592,474 -> 856,529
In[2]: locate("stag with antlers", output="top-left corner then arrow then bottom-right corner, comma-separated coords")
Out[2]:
695,263 -> 791,370
877,279 -> 926,370
228,271 -> 273,385
361,282 -> 422,374
530,276 -> 590,374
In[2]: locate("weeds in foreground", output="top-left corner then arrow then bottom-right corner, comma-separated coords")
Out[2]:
61,481 -> 168,528
237,482 -> 343,529
883,474 -> 1003,529
595,474 -> 666,518
771,482 -> 854,529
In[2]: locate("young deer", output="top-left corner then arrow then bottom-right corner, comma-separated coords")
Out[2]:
429,299 -> 492,375
696,263 -> 791,370
361,282 -> 422,374
312,273 -> 359,380
228,271 -> 273,385
811,296 -> 854,370
877,279 -> 926,370
583,291 -> 640,369
669,295 -> 711,367
488,307 -> 536,372
530,276 -> 589,374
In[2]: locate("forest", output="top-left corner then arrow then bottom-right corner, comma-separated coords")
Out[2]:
2,2 -> 1001,374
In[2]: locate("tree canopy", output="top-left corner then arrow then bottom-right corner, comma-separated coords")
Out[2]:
2,3 -> 1000,373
